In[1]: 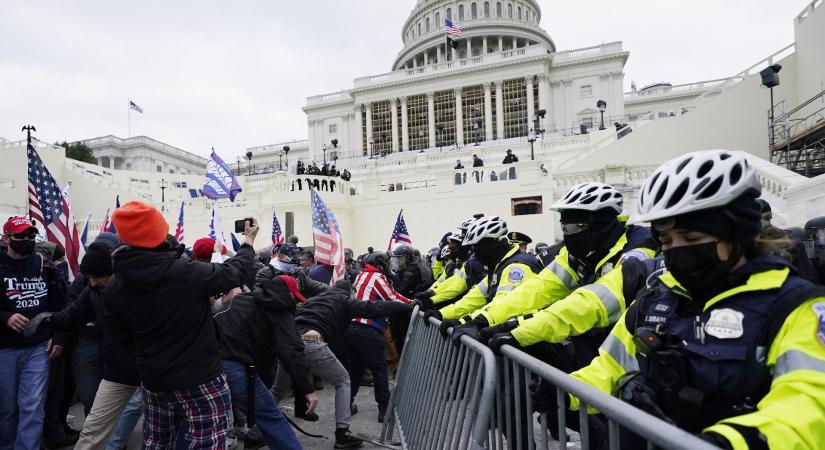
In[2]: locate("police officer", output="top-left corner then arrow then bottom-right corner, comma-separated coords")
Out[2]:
805,216 -> 825,282
507,231 -> 532,253
552,150 -> 825,448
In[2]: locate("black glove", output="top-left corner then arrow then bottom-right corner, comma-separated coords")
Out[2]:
478,320 -> 519,346
529,376 -> 556,414
23,312 -> 53,338
699,432 -> 732,450
413,297 -> 434,312
422,309 -> 442,326
438,318 -> 461,338
449,315 -> 489,345
414,290 -> 433,300
487,332 -> 520,354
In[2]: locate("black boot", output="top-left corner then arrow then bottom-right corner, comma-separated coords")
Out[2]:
334,428 -> 363,449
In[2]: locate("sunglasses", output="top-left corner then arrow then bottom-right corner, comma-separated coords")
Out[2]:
10,231 -> 38,240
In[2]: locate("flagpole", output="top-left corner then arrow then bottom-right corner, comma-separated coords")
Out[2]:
128,99 -> 131,139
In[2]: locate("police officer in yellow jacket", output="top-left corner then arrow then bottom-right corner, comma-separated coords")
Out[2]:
417,232 -> 487,310
545,150 -> 825,449
425,216 -> 542,339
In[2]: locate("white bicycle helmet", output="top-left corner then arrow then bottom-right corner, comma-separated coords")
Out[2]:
462,216 -> 508,246
446,232 -> 464,244
633,150 -> 761,223
458,214 -> 484,232
550,182 -> 623,214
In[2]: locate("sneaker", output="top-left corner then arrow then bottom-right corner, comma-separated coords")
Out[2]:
350,402 -> 358,415
295,410 -> 320,421
378,408 -> 386,423
334,428 -> 363,449
43,432 -> 79,449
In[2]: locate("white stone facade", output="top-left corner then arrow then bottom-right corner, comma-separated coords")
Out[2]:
84,135 -> 208,175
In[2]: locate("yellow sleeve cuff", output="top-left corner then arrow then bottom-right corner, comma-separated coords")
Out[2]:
703,424 -> 748,450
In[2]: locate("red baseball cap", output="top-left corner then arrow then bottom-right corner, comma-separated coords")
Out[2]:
3,216 -> 37,235
192,238 -> 226,261
277,275 -> 306,302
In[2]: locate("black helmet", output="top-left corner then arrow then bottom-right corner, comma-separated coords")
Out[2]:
275,243 -> 301,264
365,251 -> 391,274
805,216 -> 825,232
805,216 -> 825,247
390,244 -> 414,260
785,227 -> 807,242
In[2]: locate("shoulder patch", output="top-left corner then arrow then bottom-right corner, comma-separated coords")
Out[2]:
508,267 -> 525,283
620,249 -> 650,264
814,302 -> 825,348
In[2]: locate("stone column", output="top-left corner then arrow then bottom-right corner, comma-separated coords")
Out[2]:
495,80 -> 505,139
483,83 -> 493,141
498,35 -> 503,52
455,88 -> 464,145
437,46 -> 443,64
482,36 -> 488,54
391,98 -> 400,152
451,45 -> 457,61
526,76 -> 535,132
427,92 -> 436,149
466,39 -> 472,58
365,103 -> 374,156
400,96 -> 409,151
424,51 -> 429,65
563,79 -> 574,130
537,74 -> 550,122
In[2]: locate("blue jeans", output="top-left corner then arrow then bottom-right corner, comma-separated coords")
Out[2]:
0,345 -> 50,450
105,390 -> 142,450
72,340 -> 102,416
222,360 -> 301,450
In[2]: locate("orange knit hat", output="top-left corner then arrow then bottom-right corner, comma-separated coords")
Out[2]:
112,201 -> 169,248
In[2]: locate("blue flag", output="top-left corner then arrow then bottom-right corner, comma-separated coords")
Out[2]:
203,149 -> 242,202
230,233 -> 241,252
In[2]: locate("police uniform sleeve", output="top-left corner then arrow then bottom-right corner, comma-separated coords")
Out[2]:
510,259 -> 650,347
568,307 -> 640,413
472,263 -> 538,323
472,252 -> 579,326
431,267 -> 470,305
439,282 -> 489,319
432,259 -> 444,282
704,297 -> 825,450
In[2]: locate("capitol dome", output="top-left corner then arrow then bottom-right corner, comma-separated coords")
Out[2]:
394,0 -> 555,70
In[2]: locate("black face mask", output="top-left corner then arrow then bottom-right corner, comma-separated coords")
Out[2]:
563,230 -> 595,260
473,239 -> 505,267
9,239 -> 35,256
663,241 -> 739,302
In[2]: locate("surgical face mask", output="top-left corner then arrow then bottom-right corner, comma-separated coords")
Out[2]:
270,258 -> 298,274
8,239 -> 36,256
663,241 -> 738,302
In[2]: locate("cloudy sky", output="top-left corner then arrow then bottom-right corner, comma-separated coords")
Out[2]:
0,0 -> 809,160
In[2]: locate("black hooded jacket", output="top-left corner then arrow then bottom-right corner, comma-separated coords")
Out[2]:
105,243 -> 254,392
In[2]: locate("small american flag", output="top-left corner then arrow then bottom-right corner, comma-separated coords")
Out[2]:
100,208 -> 110,234
129,100 -> 143,114
174,201 -> 185,245
107,196 -> 120,234
271,211 -> 285,245
388,210 -> 412,251
311,189 -> 345,284
445,19 -> 462,37
28,142 -> 84,278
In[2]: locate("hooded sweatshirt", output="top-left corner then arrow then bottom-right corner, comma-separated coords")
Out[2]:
105,243 -> 254,392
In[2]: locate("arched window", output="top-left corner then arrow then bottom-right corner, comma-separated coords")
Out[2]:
458,4 -> 464,21
484,1 -> 490,17
446,7 -> 452,20
418,22 -> 422,36
436,12 -> 441,27
471,2 -> 478,18
426,17 -> 430,32
508,3 -> 513,18
496,2 -> 502,17
517,6 -> 522,20
526,9 -> 530,21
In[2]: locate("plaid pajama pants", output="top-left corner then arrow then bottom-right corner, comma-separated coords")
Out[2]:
142,376 -> 231,449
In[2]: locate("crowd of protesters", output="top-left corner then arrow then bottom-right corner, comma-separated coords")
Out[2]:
3,150 -> 825,450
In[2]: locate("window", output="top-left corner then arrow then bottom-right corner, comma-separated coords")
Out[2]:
361,106 -> 368,155
446,7 -> 452,20
512,196 -> 543,215
526,9 -> 530,21
426,17 -> 430,32
371,100 -> 392,156
285,212 -> 294,237
484,1 -> 490,17
580,84 -> 592,97
496,2 -> 502,17
406,94 -> 429,151
435,12 -> 440,27
434,90 -> 457,147
458,4 -> 464,20
517,6 -> 522,20
471,2 -> 477,18
507,3 -> 513,18
581,117 -> 594,129
126,162 -> 132,170
328,124 -> 337,138
156,165 -> 162,172
503,78 -> 528,138
462,85 -> 485,144
417,22 -> 421,36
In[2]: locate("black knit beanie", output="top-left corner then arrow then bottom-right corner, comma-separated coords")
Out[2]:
80,242 -> 113,277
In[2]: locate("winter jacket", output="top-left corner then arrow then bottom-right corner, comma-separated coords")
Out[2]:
255,263 -> 329,302
105,243 -> 255,392
0,249 -> 68,348
393,264 -> 423,298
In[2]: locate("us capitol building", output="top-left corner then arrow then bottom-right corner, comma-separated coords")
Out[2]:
2,0 -> 824,251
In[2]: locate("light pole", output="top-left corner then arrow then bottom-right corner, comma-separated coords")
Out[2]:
597,100 -> 607,130
245,151 -> 253,176
282,145 -> 290,171
331,139 -> 338,165
159,178 -> 168,211
236,156 -> 242,174
322,144 -> 327,165
760,64 -> 782,147
368,136 -> 375,158
533,109 -> 546,136
22,124 -> 36,145
474,117 -> 483,146
528,129 -> 536,161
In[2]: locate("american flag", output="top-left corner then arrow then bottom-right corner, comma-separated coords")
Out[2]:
27,143 -> 84,278
271,211 -> 285,245
174,201 -> 185,245
129,100 -> 143,113
388,209 -> 412,250
100,208 -> 111,234
311,189 -> 345,284
107,196 -> 120,234
445,19 -> 462,37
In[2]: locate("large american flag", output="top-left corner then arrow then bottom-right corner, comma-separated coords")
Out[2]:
311,189 -> 345,284
388,209 -> 412,250
445,19 -> 462,37
271,210 -> 285,245
174,201 -> 185,245
28,143 -> 83,278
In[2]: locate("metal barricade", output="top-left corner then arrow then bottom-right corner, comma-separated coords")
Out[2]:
381,308 -> 497,450
495,345 -> 720,450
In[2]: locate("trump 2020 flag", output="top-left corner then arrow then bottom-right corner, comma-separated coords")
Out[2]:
388,210 -> 412,251
203,149 -> 242,202
272,211 -> 285,245
208,207 -> 227,246
174,201 -> 185,245
311,189 -> 345,284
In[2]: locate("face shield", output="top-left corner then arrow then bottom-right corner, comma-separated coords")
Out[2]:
813,228 -> 825,248
390,255 -> 406,272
